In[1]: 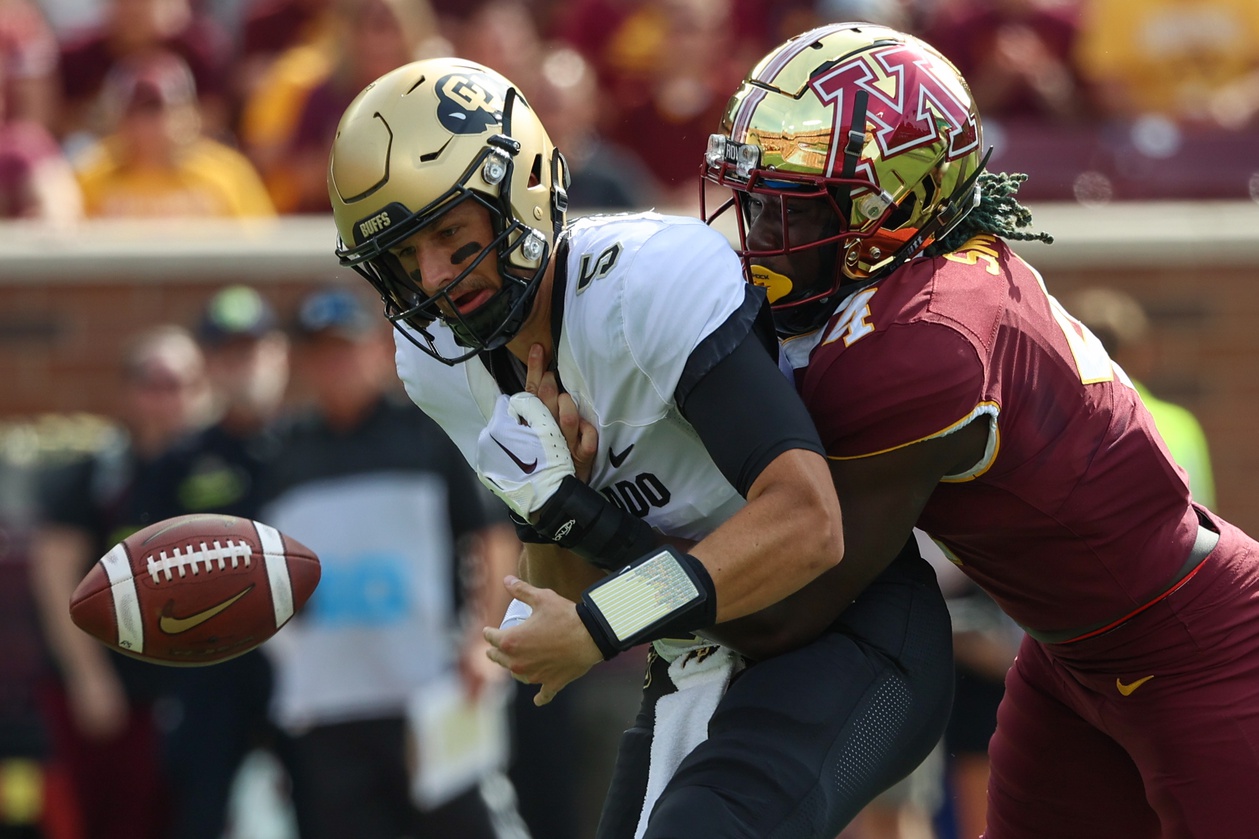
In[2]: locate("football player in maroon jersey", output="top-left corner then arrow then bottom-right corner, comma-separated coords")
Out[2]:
703,22 -> 1259,839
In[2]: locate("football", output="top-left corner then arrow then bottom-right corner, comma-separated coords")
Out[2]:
69,513 -> 320,666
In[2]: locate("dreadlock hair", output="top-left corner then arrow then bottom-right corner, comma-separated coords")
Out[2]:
926,171 -> 1055,258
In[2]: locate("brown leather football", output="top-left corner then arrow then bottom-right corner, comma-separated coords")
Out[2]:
70,514 -> 321,666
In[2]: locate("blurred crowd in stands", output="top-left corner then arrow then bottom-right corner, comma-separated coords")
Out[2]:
0,1 -> 1250,838
2,0 -> 1258,225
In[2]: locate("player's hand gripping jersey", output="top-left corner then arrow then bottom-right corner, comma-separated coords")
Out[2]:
397,213 -> 763,550
782,235 -> 1204,638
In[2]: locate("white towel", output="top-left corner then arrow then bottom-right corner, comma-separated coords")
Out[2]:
634,643 -> 743,839
499,598 -> 533,629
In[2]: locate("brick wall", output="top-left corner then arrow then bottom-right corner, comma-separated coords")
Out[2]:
1,207 -> 1257,532
0,278 -> 322,416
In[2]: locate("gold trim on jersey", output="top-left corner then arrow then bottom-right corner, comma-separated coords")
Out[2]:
827,401 -> 1000,481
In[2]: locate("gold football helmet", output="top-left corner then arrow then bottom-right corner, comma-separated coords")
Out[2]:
329,58 -> 569,363
702,23 -> 989,335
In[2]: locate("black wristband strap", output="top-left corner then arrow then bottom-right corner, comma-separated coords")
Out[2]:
532,475 -> 658,570
575,601 -> 621,660
508,510 -> 549,545
576,546 -> 718,660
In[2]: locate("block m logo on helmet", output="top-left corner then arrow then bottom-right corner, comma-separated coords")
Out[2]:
811,44 -> 979,175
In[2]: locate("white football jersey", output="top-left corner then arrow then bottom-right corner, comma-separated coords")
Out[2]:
394,212 -> 750,542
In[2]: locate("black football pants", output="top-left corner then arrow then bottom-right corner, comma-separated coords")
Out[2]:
597,539 -> 954,839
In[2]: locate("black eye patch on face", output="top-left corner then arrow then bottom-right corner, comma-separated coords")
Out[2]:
451,242 -> 482,264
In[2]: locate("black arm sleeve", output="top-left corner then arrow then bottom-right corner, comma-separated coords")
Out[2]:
676,294 -> 825,497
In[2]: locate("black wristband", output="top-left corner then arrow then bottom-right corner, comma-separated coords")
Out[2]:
576,546 -> 718,659
575,601 -> 622,660
532,475 -> 658,570
508,510 -> 550,545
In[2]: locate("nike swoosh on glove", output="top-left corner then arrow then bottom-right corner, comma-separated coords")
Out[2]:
476,392 -> 575,520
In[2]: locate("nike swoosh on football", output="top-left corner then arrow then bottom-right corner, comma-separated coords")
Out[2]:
159,585 -> 255,634
492,436 -> 538,473
1115,675 -> 1154,696
608,444 -> 634,468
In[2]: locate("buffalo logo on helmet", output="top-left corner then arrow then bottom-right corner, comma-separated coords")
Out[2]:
435,71 -> 506,135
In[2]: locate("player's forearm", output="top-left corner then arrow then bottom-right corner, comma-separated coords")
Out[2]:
704,595 -> 842,660
691,449 -> 843,623
520,541 -> 605,602
465,522 -> 524,629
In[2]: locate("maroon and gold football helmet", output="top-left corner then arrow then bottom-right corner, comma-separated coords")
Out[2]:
702,23 -> 989,335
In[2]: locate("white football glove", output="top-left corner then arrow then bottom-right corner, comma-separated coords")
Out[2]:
476,392 -> 574,520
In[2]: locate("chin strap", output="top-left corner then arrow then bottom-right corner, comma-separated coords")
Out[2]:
835,89 -> 869,223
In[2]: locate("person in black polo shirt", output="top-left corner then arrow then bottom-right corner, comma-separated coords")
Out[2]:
258,286 -> 526,839
136,285 -> 291,839
29,325 -> 211,839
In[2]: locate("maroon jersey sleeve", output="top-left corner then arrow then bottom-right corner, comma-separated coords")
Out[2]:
800,263 -> 990,460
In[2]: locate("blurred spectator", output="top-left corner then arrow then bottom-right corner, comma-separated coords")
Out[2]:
0,0 -> 59,129
0,422 -> 50,839
600,0 -> 750,207
1075,0 -> 1259,128
450,0 -> 543,106
554,0 -> 775,97
813,0 -> 911,30
74,51 -> 275,218
767,0 -> 846,45
27,326 -> 211,839
0,119 -> 82,223
1062,286 -> 1217,507
531,44 -> 660,210
258,286 -> 526,839
0,58 -> 84,224
549,0 -> 638,67
135,285 -> 290,839
56,0 -> 232,145
925,0 -> 1092,125
239,0 -> 445,213
233,0 -> 336,122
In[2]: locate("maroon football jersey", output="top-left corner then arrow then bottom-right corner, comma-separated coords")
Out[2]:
790,236 -> 1200,634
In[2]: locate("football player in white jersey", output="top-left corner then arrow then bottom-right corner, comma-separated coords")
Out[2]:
328,57 -> 953,839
